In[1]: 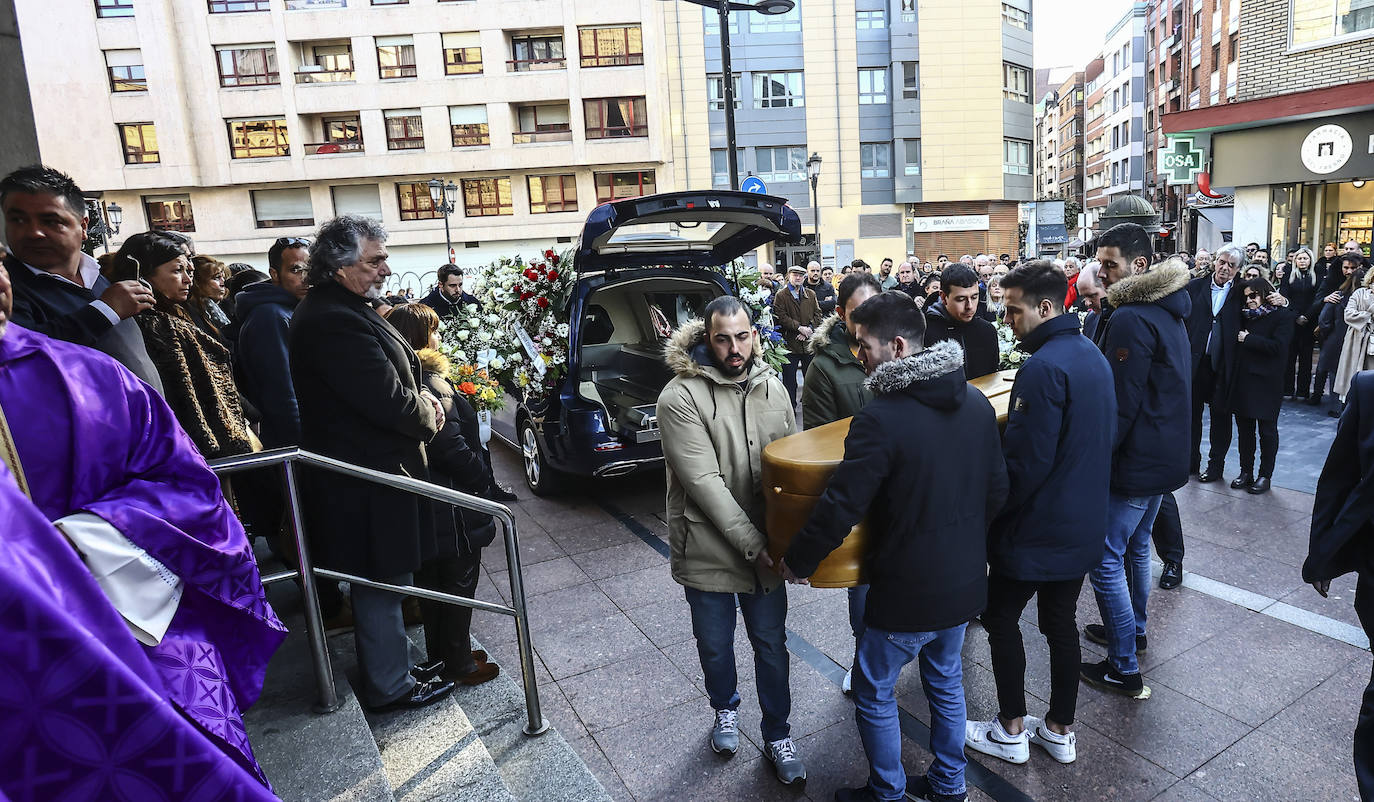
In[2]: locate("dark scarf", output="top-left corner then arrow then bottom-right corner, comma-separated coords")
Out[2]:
1241,304 -> 1276,320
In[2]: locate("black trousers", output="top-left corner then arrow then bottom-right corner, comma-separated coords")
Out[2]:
1353,574 -> 1374,800
1191,361 -> 1233,472
1284,325 -> 1316,397
1151,491 -> 1184,565
1235,415 -> 1280,478
982,574 -> 1084,726
416,549 -> 484,675
781,353 -> 812,408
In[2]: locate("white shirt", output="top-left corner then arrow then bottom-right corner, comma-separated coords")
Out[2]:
1210,278 -> 1231,317
25,253 -> 121,326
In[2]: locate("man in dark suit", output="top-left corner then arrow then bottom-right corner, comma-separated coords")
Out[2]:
1282,247 -> 1323,398
1305,370 -> 1374,799
1186,243 -> 1244,481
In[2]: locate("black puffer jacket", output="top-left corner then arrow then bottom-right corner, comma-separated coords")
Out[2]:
923,300 -> 999,378
418,348 -> 497,556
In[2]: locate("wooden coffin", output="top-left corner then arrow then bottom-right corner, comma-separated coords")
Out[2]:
762,369 -> 1017,588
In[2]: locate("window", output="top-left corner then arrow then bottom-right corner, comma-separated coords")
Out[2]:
901,62 -> 919,99
1002,2 -> 1030,29
858,68 -> 888,104
903,139 -> 920,175
579,25 -> 643,67
856,9 -> 886,29
510,34 -> 565,71
860,142 -> 890,178
594,170 -> 656,203
322,115 -> 361,144
1190,64 -> 1199,89
1003,62 -> 1030,102
711,150 -> 729,187
105,50 -> 146,92
514,104 -> 571,143
449,106 -> 489,147
208,0 -> 270,12
1228,33 -> 1237,59
462,178 -> 513,217
528,175 -> 578,214
584,97 -> 648,138
228,118 -> 289,159
753,72 -> 804,108
900,0 -> 915,22
144,194 -> 194,232
755,146 -> 806,182
332,185 -> 382,220
1211,42 -> 1220,68
298,44 -> 354,82
1003,138 -> 1031,175
384,109 -> 424,150
217,46 -> 278,87
1111,161 -> 1120,185
377,36 -> 417,79
1121,82 -> 1130,104
397,182 -> 441,220
442,32 -> 483,75
708,73 -> 742,110
703,7 -> 740,35
96,0 -> 134,17
252,188 -> 314,229
749,5 -> 800,32
118,123 -> 159,164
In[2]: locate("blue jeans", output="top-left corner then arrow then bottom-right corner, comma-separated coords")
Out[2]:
1089,493 -> 1162,676
683,585 -> 791,742
853,624 -> 968,801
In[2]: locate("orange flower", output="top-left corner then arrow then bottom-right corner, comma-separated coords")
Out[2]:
458,381 -> 478,395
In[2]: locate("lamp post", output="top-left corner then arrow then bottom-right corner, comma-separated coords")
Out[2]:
807,152 -> 821,262
680,0 -> 796,189
104,201 -> 122,254
427,178 -> 459,264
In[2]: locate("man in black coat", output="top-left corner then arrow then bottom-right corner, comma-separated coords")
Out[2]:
1281,247 -> 1322,398
964,262 -> 1115,767
924,263 -> 999,378
290,215 -> 454,712
805,259 -> 837,316
420,264 -> 481,319
781,291 -> 1008,802
1304,370 -> 1374,800
1185,243 -> 1244,482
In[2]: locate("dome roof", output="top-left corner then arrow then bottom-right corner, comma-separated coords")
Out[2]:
1100,194 -> 1160,229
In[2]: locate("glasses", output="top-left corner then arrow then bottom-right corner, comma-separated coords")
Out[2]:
1243,292 -> 1259,299
275,237 -> 311,247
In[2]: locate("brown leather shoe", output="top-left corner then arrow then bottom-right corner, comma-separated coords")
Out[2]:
472,650 -> 489,664
449,662 -> 500,686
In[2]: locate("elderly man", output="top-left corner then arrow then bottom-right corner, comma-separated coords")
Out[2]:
290,215 -> 454,712
1186,243 -> 1244,482
1076,261 -> 1107,340
895,261 -> 922,298
0,259 -> 286,791
1,165 -> 163,394
774,264 -> 824,407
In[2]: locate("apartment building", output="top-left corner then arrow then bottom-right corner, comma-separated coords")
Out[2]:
659,0 -> 1035,267
1035,88 -> 1060,200
1031,69 -> 1085,256
1083,3 -> 1147,232
14,0 -> 671,281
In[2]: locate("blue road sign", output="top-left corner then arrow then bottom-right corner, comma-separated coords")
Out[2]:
740,176 -> 767,194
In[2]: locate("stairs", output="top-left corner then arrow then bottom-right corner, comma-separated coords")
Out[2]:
244,584 -> 610,802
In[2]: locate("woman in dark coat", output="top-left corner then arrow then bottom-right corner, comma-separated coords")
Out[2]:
1229,278 -> 1296,494
386,303 -> 500,686
288,216 -> 452,711
1314,258 -> 1360,416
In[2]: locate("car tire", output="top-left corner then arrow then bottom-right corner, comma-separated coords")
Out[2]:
519,417 -> 562,497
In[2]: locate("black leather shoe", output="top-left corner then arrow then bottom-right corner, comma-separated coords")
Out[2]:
1230,472 -> 1254,490
1305,395 -> 1324,406
412,659 -> 446,681
1197,468 -> 1222,483
1247,476 -> 1272,494
490,484 -> 519,502
370,678 -> 454,713
1159,561 -> 1182,590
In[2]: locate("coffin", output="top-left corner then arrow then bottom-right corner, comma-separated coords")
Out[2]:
763,369 -> 1017,587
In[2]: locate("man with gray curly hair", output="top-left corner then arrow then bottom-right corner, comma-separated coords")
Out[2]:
289,216 -> 455,712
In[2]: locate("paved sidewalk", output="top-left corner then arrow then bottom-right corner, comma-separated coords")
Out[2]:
467,403 -> 1364,801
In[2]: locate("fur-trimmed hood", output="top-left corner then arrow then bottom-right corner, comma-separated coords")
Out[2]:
864,340 -> 967,410
663,318 -> 770,385
1106,260 -> 1191,309
806,313 -> 846,355
417,347 -> 451,377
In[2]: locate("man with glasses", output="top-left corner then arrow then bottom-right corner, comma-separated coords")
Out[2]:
1186,243 -> 1244,483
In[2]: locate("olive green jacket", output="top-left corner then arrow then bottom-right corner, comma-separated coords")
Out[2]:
801,314 -> 874,430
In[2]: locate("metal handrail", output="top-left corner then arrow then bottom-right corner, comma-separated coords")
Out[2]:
210,447 -> 548,736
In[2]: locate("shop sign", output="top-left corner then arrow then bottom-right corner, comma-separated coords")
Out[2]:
1212,111 -> 1374,187
1301,124 -> 1355,174
910,214 -> 990,233
1160,136 -> 1207,185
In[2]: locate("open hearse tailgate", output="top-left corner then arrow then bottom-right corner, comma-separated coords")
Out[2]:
575,190 -> 802,271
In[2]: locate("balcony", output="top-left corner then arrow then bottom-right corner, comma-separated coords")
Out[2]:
286,0 -> 344,7
295,67 -> 354,83
304,141 -> 364,156
512,128 -> 572,144
506,57 -> 566,72
1169,25 -> 1184,50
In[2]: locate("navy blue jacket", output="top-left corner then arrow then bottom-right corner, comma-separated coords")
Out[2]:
785,340 -> 1009,633
234,282 -> 300,447
990,314 -> 1116,581
1305,371 -> 1374,583
420,287 -> 481,319
1097,263 -> 1193,497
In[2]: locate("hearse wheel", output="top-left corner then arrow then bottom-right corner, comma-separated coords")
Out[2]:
519,418 -> 562,496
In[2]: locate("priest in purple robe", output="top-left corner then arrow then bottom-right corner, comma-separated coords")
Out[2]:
0,260 -> 287,794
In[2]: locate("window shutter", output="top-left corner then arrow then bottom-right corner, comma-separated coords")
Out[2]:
253,188 -> 314,224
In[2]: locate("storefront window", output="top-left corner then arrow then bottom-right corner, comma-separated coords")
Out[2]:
1298,180 -> 1374,255
1269,184 -> 1298,260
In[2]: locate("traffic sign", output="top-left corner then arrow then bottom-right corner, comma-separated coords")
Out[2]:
740,176 -> 768,194
1160,135 -> 1206,185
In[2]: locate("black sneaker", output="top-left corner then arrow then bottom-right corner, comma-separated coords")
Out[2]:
1083,623 -> 1146,653
1079,660 -> 1149,699
904,774 -> 968,802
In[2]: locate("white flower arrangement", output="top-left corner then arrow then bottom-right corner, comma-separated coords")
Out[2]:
993,320 -> 1028,370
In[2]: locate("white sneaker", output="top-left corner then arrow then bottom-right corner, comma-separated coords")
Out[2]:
842,667 -> 853,696
964,718 -> 1029,764
1025,715 -> 1076,764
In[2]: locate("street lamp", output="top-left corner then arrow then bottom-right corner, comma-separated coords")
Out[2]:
679,0 -> 796,189
806,152 -> 821,262
427,178 -> 459,264
103,201 -> 122,253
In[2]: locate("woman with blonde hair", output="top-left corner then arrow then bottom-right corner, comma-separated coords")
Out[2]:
1335,265 -> 1374,403
188,255 -> 231,343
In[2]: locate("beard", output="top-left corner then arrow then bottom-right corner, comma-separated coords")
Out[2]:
365,284 -> 383,301
712,350 -> 752,378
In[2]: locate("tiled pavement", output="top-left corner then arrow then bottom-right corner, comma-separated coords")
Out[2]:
468,401 -> 1366,801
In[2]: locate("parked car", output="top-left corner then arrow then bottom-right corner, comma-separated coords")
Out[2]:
490,190 -> 802,495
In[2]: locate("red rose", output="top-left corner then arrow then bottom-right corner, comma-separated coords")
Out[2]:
546,269 -> 559,281
524,268 -> 539,281
549,253 -> 560,265
537,297 -> 550,308
544,249 -> 555,259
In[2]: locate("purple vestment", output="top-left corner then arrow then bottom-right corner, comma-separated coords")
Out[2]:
0,323 -> 287,793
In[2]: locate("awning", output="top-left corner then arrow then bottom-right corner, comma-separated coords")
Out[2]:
1195,206 -> 1233,230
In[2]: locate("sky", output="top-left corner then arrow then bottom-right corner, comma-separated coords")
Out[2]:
1033,0 -> 1136,72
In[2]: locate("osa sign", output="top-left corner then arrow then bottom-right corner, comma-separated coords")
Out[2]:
1160,136 -> 1206,185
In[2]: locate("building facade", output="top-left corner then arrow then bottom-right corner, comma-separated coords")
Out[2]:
14,0 -> 673,286
1083,3 -> 1147,232
660,0 -> 1035,268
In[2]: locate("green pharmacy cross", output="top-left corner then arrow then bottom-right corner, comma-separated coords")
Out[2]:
1160,136 -> 1206,185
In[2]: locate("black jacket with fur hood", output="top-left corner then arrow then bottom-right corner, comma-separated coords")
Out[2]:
785,340 -> 1009,633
